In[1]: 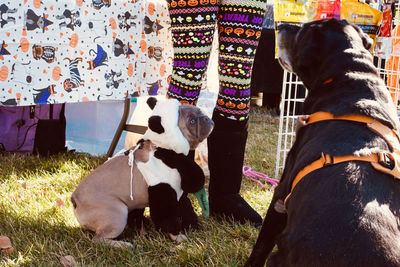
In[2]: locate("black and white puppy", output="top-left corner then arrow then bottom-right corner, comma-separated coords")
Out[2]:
137,97 -> 214,239
71,97 -> 214,247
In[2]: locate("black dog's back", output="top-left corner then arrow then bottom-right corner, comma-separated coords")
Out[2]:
273,162 -> 400,266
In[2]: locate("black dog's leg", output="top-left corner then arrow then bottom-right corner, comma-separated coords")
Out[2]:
178,193 -> 199,231
154,148 -> 205,193
244,201 -> 287,267
148,183 -> 180,235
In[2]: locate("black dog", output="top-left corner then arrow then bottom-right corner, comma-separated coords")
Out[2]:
246,19 -> 400,267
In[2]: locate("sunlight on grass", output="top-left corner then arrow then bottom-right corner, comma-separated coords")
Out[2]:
0,107 -> 279,266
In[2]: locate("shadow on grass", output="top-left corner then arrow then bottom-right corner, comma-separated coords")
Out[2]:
0,206 -> 147,265
1,201 -> 262,266
0,152 -> 105,182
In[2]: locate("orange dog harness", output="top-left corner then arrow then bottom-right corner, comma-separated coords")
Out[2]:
285,111 -> 400,204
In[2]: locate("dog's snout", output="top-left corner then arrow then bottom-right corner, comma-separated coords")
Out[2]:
202,116 -> 214,130
277,23 -> 300,34
202,115 -> 213,124
200,115 -> 214,136
277,23 -> 290,32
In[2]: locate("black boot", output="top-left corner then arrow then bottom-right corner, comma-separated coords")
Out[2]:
208,113 -> 262,227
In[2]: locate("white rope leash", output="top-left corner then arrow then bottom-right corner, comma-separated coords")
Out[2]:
128,145 -> 140,200
106,144 -> 141,200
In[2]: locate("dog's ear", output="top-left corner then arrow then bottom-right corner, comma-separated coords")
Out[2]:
350,23 -> 373,52
148,115 -> 165,134
147,97 -> 158,110
361,33 -> 373,52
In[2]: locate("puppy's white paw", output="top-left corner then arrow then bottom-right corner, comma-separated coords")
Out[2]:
176,234 -> 187,243
110,240 -> 135,249
94,237 -> 135,249
169,233 -> 187,243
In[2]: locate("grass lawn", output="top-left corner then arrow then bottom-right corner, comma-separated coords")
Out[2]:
0,106 -> 279,266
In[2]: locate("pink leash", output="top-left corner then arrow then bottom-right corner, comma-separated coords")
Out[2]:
242,166 -> 280,188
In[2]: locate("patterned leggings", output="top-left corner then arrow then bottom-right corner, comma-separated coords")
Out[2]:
166,0 -> 266,121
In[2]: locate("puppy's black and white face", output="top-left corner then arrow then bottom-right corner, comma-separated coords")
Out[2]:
147,104 -> 214,150
145,97 -> 214,153
178,105 -> 214,150
277,19 -> 373,88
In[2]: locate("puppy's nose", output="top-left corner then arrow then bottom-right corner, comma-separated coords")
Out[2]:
202,115 -> 214,129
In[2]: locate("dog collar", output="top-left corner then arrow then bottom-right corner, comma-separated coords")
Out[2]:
322,78 -> 333,84
285,111 -> 400,205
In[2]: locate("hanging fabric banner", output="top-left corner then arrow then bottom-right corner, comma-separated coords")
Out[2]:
0,0 -> 173,106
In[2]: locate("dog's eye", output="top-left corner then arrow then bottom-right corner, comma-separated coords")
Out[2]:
190,119 -> 196,125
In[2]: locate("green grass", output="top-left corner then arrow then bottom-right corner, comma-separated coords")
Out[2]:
0,107 -> 279,266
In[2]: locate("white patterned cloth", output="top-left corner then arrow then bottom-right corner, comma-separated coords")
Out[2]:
0,0 -> 173,106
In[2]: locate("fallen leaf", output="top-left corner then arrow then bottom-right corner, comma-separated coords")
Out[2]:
60,255 -> 77,267
56,198 -> 65,208
0,236 -> 12,249
8,193 -> 19,200
18,181 -> 27,189
3,247 -> 14,254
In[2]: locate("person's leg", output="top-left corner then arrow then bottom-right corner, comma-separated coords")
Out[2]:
166,0 -> 219,104
207,0 -> 266,226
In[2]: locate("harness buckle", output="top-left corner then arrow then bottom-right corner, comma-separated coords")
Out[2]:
377,152 -> 395,170
298,115 -> 310,124
321,152 -> 333,166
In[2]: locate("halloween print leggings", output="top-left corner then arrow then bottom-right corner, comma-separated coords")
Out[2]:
166,0 -> 266,121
